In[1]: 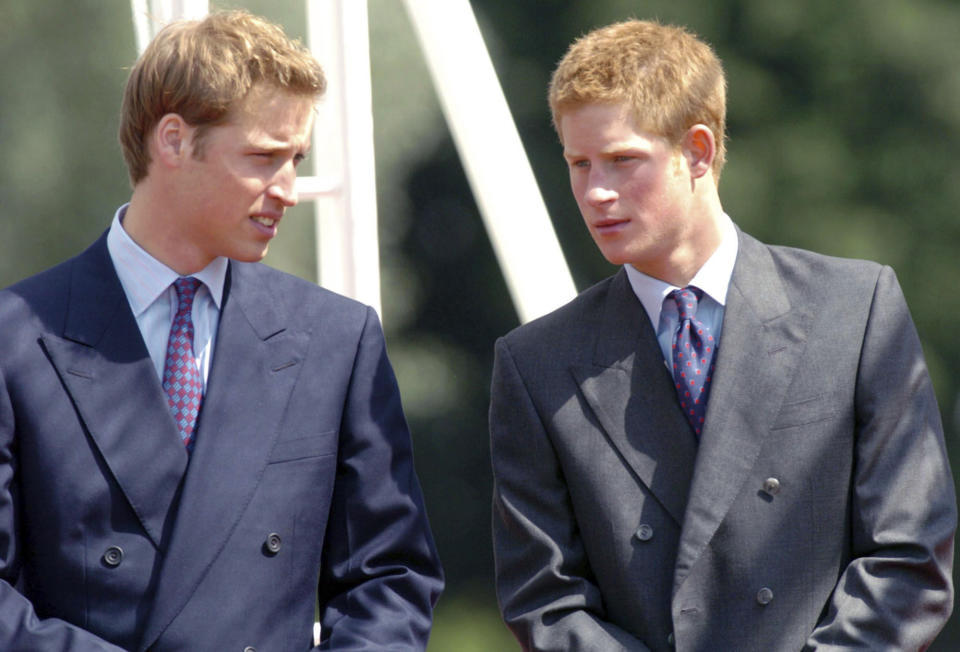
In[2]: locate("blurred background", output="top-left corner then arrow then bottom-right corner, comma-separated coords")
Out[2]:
2,0 -> 959,649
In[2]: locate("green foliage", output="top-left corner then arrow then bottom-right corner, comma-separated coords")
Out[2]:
428,591 -> 519,651
2,0 -> 958,648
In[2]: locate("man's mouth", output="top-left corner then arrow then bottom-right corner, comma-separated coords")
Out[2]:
251,216 -> 278,227
593,218 -> 629,233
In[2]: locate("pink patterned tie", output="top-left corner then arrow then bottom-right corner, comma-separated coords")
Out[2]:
669,287 -> 717,437
162,277 -> 204,452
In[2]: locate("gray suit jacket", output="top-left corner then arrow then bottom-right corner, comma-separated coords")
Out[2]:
490,230 -> 956,651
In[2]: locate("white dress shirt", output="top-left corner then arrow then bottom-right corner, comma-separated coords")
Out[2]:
106,204 -> 227,388
625,213 -> 739,370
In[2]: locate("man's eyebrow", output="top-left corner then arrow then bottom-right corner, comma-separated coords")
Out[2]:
601,141 -> 647,153
249,139 -> 310,154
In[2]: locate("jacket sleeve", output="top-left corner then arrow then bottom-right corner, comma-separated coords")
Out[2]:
315,306 -> 443,650
490,337 -> 652,651
804,266 -> 956,650
0,367 -> 127,651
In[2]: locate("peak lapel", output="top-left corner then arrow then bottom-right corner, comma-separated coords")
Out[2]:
572,270 -> 697,525
140,263 -> 309,649
42,236 -> 187,548
673,232 -> 810,592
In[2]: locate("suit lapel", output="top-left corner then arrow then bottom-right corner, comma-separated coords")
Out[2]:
572,270 -> 697,525
41,235 -> 187,548
140,262 -> 309,650
672,231 -> 810,592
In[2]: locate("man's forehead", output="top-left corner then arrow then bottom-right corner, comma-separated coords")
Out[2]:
560,105 -> 666,147
234,84 -> 317,116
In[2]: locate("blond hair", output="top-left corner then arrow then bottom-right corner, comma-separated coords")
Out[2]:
119,10 -> 326,185
549,19 -> 727,176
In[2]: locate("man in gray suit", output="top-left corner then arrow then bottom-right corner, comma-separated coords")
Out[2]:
489,19 -> 956,651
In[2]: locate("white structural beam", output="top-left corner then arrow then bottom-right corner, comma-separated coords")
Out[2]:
304,0 -> 382,317
131,0 -> 209,54
131,1 -> 568,326
402,0 -> 576,323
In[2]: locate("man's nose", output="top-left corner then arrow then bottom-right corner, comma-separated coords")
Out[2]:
268,165 -> 299,207
584,180 -> 617,206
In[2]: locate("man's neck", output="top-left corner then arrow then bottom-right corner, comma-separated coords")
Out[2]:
124,184 -> 211,275
645,194 -> 726,287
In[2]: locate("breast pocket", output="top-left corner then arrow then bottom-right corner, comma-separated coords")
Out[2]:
772,395 -> 844,430
268,429 -> 338,463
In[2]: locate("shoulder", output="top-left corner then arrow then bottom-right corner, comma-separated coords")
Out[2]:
1,260 -> 71,301
739,231 -> 888,295
230,261 -> 376,328
0,239 -> 102,322
498,272 -> 620,357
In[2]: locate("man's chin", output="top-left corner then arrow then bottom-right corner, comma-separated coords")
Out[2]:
598,248 -> 633,267
232,246 -> 270,263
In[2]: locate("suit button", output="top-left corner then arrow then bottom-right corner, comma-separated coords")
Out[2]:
762,477 -> 781,496
243,647 -> 256,652
263,532 -> 282,555
103,546 -> 124,567
756,587 -> 774,605
667,631 -> 675,647
634,524 -> 654,541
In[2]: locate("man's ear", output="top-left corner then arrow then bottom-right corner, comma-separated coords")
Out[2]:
152,113 -> 194,167
681,124 -> 715,179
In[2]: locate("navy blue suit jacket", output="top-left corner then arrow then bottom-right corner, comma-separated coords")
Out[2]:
0,233 -> 443,650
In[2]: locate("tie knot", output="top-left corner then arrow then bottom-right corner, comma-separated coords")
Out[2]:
671,286 -> 702,321
173,277 -> 201,309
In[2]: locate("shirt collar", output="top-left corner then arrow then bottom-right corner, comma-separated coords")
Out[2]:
106,204 -> 228,316
625,212 -> 739,327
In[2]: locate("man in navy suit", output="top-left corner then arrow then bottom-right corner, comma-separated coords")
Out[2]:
0,10 -> 442,650
490,19 -> 955,651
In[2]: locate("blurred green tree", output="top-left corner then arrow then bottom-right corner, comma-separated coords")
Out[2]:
1,0 -> 957,648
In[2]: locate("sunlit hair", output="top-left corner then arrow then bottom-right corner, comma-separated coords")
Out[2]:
119,9 -> 326,185
549,19 -> 727,177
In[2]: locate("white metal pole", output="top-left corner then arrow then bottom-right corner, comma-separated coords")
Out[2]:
305,0 -> 382,317
131,0 -> 151,54
131,0 -> 209,54
402,0 -> 577,323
